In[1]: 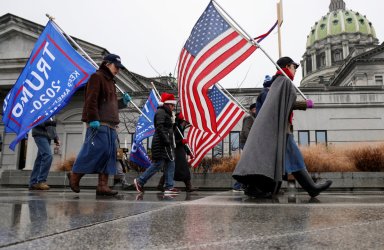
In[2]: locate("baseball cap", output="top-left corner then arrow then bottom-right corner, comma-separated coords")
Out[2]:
103,54 -> 125,69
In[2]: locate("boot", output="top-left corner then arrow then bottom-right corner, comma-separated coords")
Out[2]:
69,172 -> 84,193
292,169 -> 332,198
96,174 -> 118,196
184,180 -> 198,192
157,175 -> 165,192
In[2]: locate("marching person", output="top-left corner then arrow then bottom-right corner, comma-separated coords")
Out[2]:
29,117 -> 60,190
134,92 -> 180,195
69,53 -> 131,196
232,103 -> 257,192
233,56 -> 332,198
255,75 -> 273,116
157,113 -> 197,192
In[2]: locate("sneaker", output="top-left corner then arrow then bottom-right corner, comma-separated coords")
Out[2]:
133,178 -> 143,193
232,188 -> 244,192
29,182 -> 50,191
164,187 -> 180,194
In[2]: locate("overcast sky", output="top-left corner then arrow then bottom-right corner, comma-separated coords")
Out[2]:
2,0 -> 382,88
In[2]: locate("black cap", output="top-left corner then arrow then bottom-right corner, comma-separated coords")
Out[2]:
103,54 -> 125,69
276,56 -> 299,69
249,103 -> 256,110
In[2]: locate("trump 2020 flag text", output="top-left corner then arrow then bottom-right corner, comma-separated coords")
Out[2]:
2,21 -> 96,150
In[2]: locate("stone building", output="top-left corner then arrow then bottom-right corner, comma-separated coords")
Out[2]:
1,0 -> 384,173
0,13 -> 174,171
301,0 -> 379,87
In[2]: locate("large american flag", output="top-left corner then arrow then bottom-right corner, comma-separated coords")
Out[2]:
186,85 -> 244,167
177,1 -> 256,134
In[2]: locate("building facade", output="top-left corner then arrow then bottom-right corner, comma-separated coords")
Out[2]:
1,0 -> 384,172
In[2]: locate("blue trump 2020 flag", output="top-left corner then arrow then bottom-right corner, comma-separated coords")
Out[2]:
2,21 -> 96,150
129,90 -> 159,168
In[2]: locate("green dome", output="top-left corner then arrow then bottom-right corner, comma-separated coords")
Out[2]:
306,9 -> 377,47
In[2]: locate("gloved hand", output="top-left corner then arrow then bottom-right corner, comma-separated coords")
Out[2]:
182,139 -> 188,145
89,120 -> 100,129
123,92 -> 132,105
306,99 -> 314,109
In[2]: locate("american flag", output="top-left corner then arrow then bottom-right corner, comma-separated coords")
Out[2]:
177,1 -> 256,134
186,85 -> 244,167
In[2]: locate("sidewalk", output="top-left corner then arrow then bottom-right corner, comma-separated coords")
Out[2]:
1,187 -> 384,249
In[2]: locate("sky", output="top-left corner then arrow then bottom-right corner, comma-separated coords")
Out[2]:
1,0 -> 382,88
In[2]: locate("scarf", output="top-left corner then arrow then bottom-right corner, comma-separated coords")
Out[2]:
275,67 -> 295,80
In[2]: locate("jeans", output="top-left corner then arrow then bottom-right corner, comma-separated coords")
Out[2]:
285,134 -> 306,174
138,159 -> 175,189
30,136 -> 52,187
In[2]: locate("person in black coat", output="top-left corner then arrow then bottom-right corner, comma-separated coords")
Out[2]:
157,113 -> 197,192
134,93 -> 180,194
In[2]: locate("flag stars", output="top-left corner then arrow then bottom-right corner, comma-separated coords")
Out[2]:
184,2 -> 230,56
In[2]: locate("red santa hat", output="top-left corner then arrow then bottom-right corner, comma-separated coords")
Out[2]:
160,92 -> 177,106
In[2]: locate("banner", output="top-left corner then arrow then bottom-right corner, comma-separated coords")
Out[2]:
2,21 -> 96,150
129,90 -> 159,168
129,141 -> 152,168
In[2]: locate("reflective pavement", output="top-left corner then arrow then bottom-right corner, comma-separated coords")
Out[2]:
1,188 -> 384,249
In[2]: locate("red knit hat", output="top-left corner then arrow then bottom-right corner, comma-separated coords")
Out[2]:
160,92 -> 177,105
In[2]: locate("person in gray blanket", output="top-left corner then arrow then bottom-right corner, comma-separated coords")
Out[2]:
233,56 -> 332,198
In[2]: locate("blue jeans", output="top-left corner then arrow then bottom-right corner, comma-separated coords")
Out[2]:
30,136 -> 52,187
285,134 -> 306,174
138,159 -> 175,189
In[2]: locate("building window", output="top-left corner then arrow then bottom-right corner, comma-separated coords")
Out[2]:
333,50 -> 342,62
317,52 -> 326,68
212,141 -> 223,158
298,131 -> 310,146
229,131 -> 240,155
346,17 -> 353,24
375,75 -> 383,85
332,19 -> 339,25
315,130 -> 327,145
306,57 -> 312,73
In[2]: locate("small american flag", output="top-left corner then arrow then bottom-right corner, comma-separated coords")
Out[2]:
178,1 -> 256,134
186,85 -> 244,167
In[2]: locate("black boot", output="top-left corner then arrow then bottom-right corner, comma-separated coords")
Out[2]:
292,169 -> 332,197
157,175 -> 165,192
184,180 -> 198,192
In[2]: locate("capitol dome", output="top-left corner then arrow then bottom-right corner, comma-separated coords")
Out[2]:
306,5 -> 377,48
300,0 -> 379,87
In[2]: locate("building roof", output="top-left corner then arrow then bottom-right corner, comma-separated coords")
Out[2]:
306,0 -> 377,48
0,13 -> 175,95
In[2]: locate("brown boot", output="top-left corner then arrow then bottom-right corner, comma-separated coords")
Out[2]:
69,172 -> 84,193
157,175 -> 165,192
96,174 -> 118,196
184,180 -> 198,192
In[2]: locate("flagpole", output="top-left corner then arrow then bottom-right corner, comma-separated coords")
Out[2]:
216,83 -> 248,114
277,0 -> 283,58
45,14 -> 152,121
211,1 -> 307,100
150,82 -> 195,157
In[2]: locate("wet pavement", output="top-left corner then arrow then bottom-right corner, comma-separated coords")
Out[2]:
1,188 -> 384,249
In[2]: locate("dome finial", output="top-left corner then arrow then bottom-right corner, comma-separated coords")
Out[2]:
329,0 -> 346,12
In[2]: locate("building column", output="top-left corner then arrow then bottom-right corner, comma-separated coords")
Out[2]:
311,51 -> 317,72
325,45 -> 332,67
342,41 -> 349,59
